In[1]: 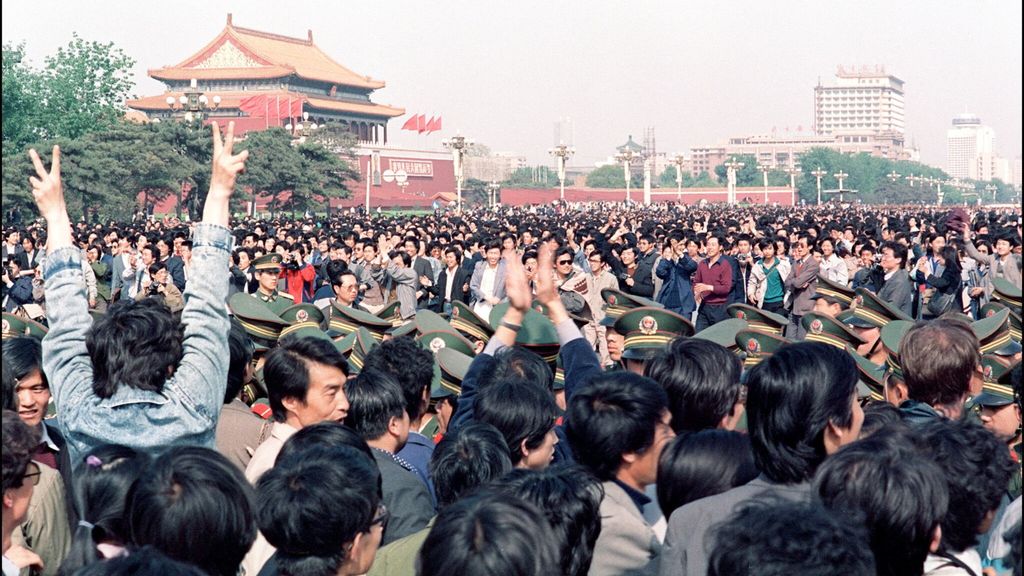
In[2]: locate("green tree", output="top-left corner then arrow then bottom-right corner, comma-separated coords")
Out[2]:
293,139 -> 359,214
503,166 -> 557,189
2,43 -> 41,149
713,154 -> 761,186
586,164 -> 642,188
236,128 -> 305,217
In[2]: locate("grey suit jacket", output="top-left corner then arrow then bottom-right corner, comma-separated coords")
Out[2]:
110,254 -> 127,300
784,257 -> 819,316
469,260 -> 508,305
659,477 -> 811,576
590,481 -> 661,576
878,269 -> 914,318
372,449 -> 434,546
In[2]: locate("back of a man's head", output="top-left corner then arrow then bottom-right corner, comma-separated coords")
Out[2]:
86,298 -> 185,399
430,422 -> 512,509
257,444 -> 381,576
418,493 -> 559,576
484,346 -> 554,391
745,342 -> 858,484
900,319 -> 978,409
814,431 -> 948,576
644,338 -> 742,432
361,336 -> 435,421
127,446 -> 256,576
564,371 -> 668,481
707,499 -> 875,576
225,318 -> 253,405
2,409 -> 38,493
475,378 -> 558,467
918,418 -> 1015,554
344,369 -> 406,442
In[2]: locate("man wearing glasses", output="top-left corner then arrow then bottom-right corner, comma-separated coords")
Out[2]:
583,251 -> 621,367
2,411 -> 44,576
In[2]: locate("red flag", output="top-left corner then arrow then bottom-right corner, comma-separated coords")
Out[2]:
401,114 -> 418,131
417,114 -> 427,134
425,116 -> 438,133
434,116 -> 442,132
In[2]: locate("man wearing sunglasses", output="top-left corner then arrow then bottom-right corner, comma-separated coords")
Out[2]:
3,411 -> 44,576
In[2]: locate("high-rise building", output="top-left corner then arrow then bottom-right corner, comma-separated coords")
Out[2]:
814,66 -> 905,157
946,113 -> 995,180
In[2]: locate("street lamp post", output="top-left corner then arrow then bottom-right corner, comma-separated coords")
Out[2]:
615,149 -> 639,203
549,143 -> 575,202
442,134 -> 473,212
833,170 -> 849,192
486,180 -> 501,208
166,78 -> 221,219
285,111 -> 318,141
785,166 -> 801,206
985,184 -> 997,201
810,168 -> 827,205
724,158 -> 745,205
671,154 -> 686,202
887,171 -> 900,182
758,163 -> 771,204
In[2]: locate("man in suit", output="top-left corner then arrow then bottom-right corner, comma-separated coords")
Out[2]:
469,240 -> 507,318
876,241 -> 914,318
565,371 -> 675,576
156,237 -> 186,292
783,234 -> 819,339
404,237 -> 434,309
425,246 -> 470,314
1,229 -> 24,264
110,238 -> 135,301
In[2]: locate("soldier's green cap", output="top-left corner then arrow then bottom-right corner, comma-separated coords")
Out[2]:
980,355 -> 1013,384
879,320 -> 914,382
1,313 -> 48,340
616,306 -> 695,361
532,299 -> 591,329
333,330 -> 358,356
553,355 -> 565,391
811,276 -> 856,307
489,303 -> 561,365
253,253 -> 283,272
436,347 -> 473,396
980,302 -> 1022,343
991,277 -> 1022,310
972,357 -> 1018,407
726,303 -> 788,336
347,327 -> 379,374
600,288 -> 662,327
375,301 -> 405,328
417,330 -> 477,358
330,301 -> 391,341
278,325 -> 333,345
802,312 -> 866,350
972,308 -> 1022,357
735,329 -> 790,368
278,303 -> 327,339
448,301 -> 494,343
229,293 -> 288,350
694,318 -> 748,351
845,345 -> 886,402
843,288 -> 913,329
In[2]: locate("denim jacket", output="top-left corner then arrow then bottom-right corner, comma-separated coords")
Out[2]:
42,223 -> 234,463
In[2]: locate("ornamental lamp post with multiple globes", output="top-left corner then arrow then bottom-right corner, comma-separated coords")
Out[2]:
164,78 -> 221,218
549,143 -> 575,202
442,134 -> 473,212
672,154 -> 686,202
724,158 -> 745,205
615,149 -> 640,203
285,112 -> 318,141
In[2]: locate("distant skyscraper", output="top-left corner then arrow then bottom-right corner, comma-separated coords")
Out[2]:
814,66 -> 905,149
946,113 -> 995,180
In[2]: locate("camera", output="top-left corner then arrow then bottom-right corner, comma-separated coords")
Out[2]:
148,282 -> 162,295
282,259 -> 301,271
617,272 -> 630,281
736,253 -> 749,263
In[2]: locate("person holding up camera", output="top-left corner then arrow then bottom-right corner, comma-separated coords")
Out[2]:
279,242 -> 316,304
616,244 -> 655,298
135,260 -> 184,314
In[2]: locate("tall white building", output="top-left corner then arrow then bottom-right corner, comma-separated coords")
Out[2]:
814,66 -> 906,144
946,113 -> 995,180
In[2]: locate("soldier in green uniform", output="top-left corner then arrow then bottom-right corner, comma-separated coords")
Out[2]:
252,253 -> 294,315
839,287 -> 912,365
810,276 -> 856,317
726,303 -> 788,336
615,306 -> 694,375
973,359 -> 1021,500
980,301 -> 1022,344
801,311 -> 866,351
600,288 -> 663,370
972,308 -> 1022,363
1,312 -> 48,340
448,300 -> 493,355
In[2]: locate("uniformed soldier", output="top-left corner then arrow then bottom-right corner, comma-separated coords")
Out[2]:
845,344 -> 887,403
839,287 -> 912,364
448,300 -> 494,355
972,308 -> 1023,361
694,317 -> 749,354
980,302 -> 1022,344
424,347 -> 473,441
1,312 -> 48,340
229,292 -> 290,404
734,329 -> 790,370
416,330 -> 477,358
878,319 -> 913,408
278,303 -> 327,340
347,327 -> 380,375
726,303 -> 788,336
329,300 -> 392,341
810,276 -> 856,317
991,277 -> 1022,315
615,306 -> 695,375
801,311 -> 867,351
376,301 -> 406,330
600,288 -> 663,370
972,357 -> 1021,499
489,302 -> 561,374
252,253 -> 294,315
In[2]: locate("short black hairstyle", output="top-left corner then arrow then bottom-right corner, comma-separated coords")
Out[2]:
490,465 -> 604,576
264,335 -> 349,424
2,336 -> 46,387
859,401 -> 905,438
344,368 -> 406,440
257,445 -> 381,576
417,493 -> 559,576
707,499 -> 875,576
362,336 -> 435,421
276,421 -> 374,465
430,422 -> 512,509
127,446 -> 256,576
879,240 -> 908,268
745,342 -> 857,484
69,546 -> 206,576
814,432 -> 948,576
644,338 -> 742,432
656,430 -> 758,517
86,298 -> 185,399
484,346 -> 554,391
475,378 -> 558,467
225,318 -> 253,404
2,409 -> 38,492
918,418 -> 1015,553
564,371 -> 669,481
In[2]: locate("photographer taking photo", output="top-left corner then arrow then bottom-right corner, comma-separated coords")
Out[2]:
135,261 -> 184,314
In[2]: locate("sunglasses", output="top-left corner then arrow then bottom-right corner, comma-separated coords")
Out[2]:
557,259 -> 572,265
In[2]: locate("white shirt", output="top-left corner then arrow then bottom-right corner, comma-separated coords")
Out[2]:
2,554 -> 19,576
444,266 -> 458,301
474,265 -> 498,317
242,422 -> 298,576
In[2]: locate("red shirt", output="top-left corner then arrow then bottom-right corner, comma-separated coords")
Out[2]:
281,263 -> 316,303
695,256 -> 733,305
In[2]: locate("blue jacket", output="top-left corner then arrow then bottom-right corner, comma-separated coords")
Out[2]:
42,223 -> 233,464
655,255 -> 699,315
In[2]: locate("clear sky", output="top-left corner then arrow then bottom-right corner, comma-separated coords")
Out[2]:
3,0 -> 1021,168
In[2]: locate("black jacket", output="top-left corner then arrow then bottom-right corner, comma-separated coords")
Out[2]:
428,265 -> 470,307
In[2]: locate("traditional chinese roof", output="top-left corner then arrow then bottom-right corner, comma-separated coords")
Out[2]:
126,89 -> 404,118
148,14 -> 385,90
616,135 -> 644,153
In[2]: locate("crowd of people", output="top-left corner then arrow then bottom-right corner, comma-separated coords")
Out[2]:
1,121 -> 1022,576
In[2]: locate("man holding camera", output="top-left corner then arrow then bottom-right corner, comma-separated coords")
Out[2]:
135,261 -> 184,314
279,243 -> 315,304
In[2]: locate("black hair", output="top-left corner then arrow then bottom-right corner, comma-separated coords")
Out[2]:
325,259 -> 349,287
918,418 -> 1015,553
879,240 -> 908,268
2,336 -> 45,387
257,445 -> 381,576
417,493 -> 560,576
265,335 -> 349,424
389,250 -> 411,266
1,409 -> 38,492
483,238 -> 502,253
490,465 -> 604,576
127,446 -> 256,576
1,357 -> 14,410
86,298 -> 185,399
147,260 -> 166,277
362,336 -> 435,421
744,342 -> 857,484
404,236 -> 422,251
707,499 -> 875,576
429,422 -> 512,509
225,318 -> 253,404
484,346 -> 554,390
1006,521 -> 1022,576
60,445 -> 151,576
474,378 -> 558,467
859,401 -> 904,438
277,421 -> 374,465
564,371 -> 669,481
644,338 -> 742,432
656,430 -> 758,517
69,546 -> 206,576
344,368 -> 406,440
814,431 -> 948,576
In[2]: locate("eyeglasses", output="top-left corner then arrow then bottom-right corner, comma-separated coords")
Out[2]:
371,503 -> 390,530
557,259 -> 572,265
22,462 -> 41,487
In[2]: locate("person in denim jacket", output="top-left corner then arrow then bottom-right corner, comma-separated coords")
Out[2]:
31,122 -> 248,464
